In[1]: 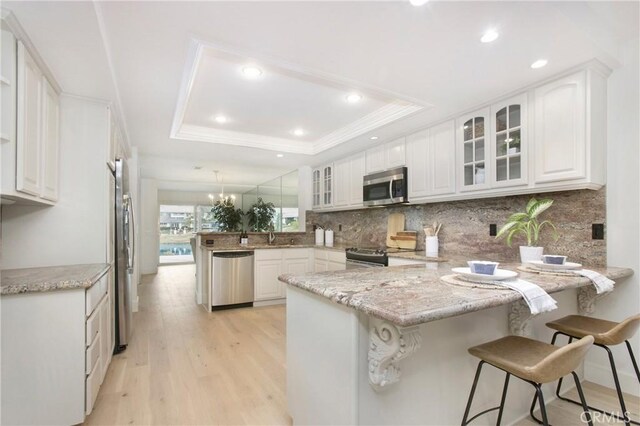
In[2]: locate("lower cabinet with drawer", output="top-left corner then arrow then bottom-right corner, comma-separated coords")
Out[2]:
314,248 -> 346,272
0,267 -> 112,425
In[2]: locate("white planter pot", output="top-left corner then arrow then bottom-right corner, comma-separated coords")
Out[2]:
519,246 -> 543,264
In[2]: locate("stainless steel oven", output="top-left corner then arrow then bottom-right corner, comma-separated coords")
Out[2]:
363,166 -> 408,207
345,248 -> 388,268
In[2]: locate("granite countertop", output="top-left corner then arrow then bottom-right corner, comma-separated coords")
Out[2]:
1,264 -> 111,295
279,262 -> 634,327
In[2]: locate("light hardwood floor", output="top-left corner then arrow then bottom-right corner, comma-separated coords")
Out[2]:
85,264 -> 290,425
86,264 -> 638,425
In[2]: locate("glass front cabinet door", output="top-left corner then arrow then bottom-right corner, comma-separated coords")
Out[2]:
322,164 -> 333,207
491,93 -> 528,187
458,108 -> 490,192
312,168 -> 321,208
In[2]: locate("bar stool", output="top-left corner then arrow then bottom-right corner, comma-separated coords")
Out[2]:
461,335 -> 594,426
546,314 -> 640,425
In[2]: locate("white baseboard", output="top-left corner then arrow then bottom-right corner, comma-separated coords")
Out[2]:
253,299 -> 286,307
585,360 -> 640,397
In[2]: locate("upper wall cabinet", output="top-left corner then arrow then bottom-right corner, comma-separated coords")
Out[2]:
491,94 -> 528,188
312,163 -> 334,210
1,26 -> 61,205
457,108 -> 490,192
310,62 -> 608,211
334,153 -> 365,208
365,137 -> 406,174
407,120 -> 456,200
533,69 -> 606,188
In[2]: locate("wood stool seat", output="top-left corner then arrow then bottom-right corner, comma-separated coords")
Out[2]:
462,335 -> 594,426
546,314 -> 640,346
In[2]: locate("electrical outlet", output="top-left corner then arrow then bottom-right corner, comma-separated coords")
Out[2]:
592,223 -> 604,240
338,224 -> 342,231
489,224 -> 497,237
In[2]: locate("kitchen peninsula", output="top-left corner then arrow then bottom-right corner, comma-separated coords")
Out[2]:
279,262 -> 633,425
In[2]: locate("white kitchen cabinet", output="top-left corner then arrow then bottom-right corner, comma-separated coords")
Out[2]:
334,153 -> 365,208
1,31 -> 60,205
314,248 -> 346,272
312,168 -> 321,208
40,77 -> 60,201
366,137 -> 406,174
457,108 -> 491,192
407,121 -> 456,201
312,163 -> 334,210
533,69 -> 606,188
16,40 -> 42,196
1,269 -> 111,425
491,94 -> 528,188
255,257 -> 284,301
255,248 -> 313,302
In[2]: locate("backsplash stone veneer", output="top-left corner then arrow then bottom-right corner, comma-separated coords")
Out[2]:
307,189 -> 606,266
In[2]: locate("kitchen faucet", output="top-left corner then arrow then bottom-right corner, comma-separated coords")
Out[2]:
268,230 -> 276,245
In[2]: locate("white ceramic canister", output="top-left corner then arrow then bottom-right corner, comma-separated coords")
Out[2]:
315,228 -> 325,246
426,236 -> 439,257
325,229 -> 334,247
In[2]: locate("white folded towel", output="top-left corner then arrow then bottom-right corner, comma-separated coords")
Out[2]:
575,269 -> 615,294
499,279 -> 558,315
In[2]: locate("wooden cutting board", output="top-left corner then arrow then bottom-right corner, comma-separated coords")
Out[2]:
386,213 -> 405,248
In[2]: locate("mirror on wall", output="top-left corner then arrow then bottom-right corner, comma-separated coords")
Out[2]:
241,170 -> 300,232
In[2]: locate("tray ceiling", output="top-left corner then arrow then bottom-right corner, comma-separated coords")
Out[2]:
170,39 -> 426,155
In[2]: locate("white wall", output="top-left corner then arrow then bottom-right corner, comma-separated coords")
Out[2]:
1,96 -> 109,269
158,190 -> 213,207
140,178 -> 159,275
585,37 -> 640,396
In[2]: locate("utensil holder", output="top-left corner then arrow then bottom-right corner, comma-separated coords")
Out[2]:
315,228 -> 324,246
426,236 -> 439,257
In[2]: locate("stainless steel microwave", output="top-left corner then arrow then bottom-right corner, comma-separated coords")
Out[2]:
363,166 -> 408,207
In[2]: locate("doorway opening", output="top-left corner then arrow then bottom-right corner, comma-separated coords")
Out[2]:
159,205 -> 195,264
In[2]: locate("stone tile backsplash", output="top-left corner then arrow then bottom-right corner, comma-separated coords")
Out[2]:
307,189 -> 606,266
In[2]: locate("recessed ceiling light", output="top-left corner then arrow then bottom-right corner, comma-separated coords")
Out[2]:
194,166 -> 202,170
292,128 -> 305,137
409,0 -> 429,6
345,93 -> 363,103
480,30 -> 499,43
214,115 -> 228,124
370,136 -> 379,140
531,59 -> 548,69
242,66 -> 262,79
276,154 -> 284,158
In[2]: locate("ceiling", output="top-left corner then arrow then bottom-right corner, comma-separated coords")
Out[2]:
3,1 -> 639,190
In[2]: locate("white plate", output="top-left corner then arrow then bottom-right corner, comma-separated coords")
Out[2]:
527,260 -> 582,271
451,267 -> 518,282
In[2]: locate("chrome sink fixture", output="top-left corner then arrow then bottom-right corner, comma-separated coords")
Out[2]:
268,231 -> 276,245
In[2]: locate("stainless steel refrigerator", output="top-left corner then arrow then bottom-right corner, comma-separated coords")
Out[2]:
112,158 -> 134,353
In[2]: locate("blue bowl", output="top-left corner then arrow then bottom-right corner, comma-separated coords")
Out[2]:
542,255 -> 567,265
467,261 -> 499,275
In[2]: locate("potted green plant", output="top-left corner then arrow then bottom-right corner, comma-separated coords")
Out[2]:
496,197 -> 558,263
246,197 -> 276,232
210,198 -> 244,232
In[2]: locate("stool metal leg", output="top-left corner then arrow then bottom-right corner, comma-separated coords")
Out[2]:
551,333 -> 638,426
571,371 -> 593,426
602,344 -> 632,426
626,340 -> 640,383
534,384 -> 550,426
462,361 -> 485,426
496,373 -> 510,426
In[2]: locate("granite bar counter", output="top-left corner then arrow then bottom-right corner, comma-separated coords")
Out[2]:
280,262 -> 634,426
1,263 -> 111,295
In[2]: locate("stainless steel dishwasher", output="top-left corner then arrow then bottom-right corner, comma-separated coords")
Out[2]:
211,251 -> 254,309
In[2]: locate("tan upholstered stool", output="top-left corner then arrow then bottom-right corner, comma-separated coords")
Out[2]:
546,314 -> 640,426
462,335 -> 594,426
